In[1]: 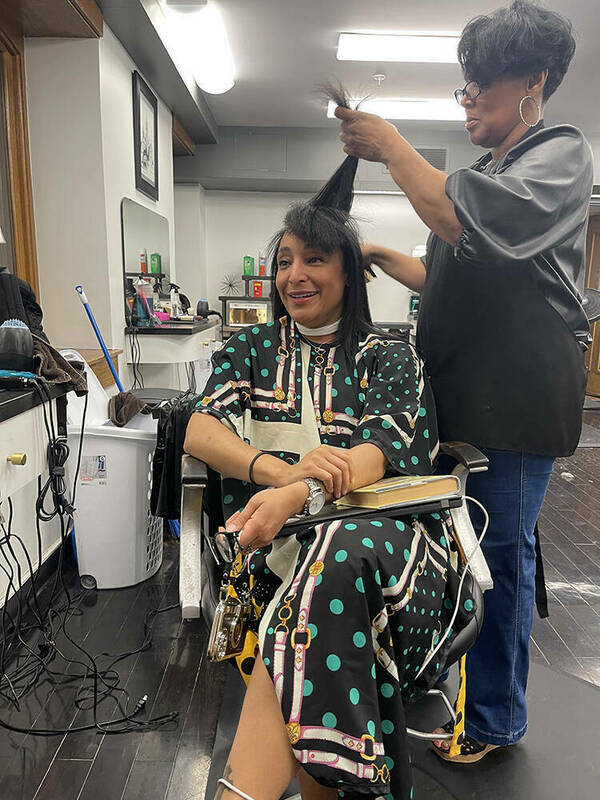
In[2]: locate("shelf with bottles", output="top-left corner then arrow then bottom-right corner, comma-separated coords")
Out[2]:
241,274 -> 274,299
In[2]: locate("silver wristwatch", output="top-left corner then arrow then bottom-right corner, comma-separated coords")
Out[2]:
302,478 -> 326,516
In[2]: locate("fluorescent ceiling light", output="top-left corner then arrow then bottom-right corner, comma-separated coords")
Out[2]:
162,2 -> 235,94
327,98 -> 464,122
337,32 -> 459,63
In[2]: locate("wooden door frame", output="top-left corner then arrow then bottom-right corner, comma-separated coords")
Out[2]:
585,212 -> 600,397
0,18 -> 39,297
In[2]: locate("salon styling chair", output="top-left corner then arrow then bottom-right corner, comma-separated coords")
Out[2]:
178,443 -> 493,746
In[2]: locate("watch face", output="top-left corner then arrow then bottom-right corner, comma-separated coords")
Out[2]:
308,494 -> 325,515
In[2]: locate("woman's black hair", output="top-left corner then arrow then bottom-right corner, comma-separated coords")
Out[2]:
269,83 -> 385,359
458,1 -> 575,101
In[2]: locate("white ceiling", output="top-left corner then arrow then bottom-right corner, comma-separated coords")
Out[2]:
201,0 -> 600,137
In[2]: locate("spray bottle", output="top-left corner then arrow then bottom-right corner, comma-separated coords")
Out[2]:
152,278 -> 161,310
169,283 -> 183,318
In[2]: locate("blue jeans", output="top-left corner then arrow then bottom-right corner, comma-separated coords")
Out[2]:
454,448 -> 554,746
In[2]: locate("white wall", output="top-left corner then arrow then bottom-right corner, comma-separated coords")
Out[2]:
26,28 -> 176,384
201,190 -> 428,323
26,38 -> 110,348
99,25 -> 176,351
174,183 -> 207,304
204,191 -> 303,308
21,28 -> 177,591
354,194 -> 429,321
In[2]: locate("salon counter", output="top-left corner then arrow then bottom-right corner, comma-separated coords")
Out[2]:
125,320 -> 218,336
124,319 -> 220,391
124,319 -> 219,365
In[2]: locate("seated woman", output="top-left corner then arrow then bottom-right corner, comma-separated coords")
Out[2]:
184,200 -> 474,800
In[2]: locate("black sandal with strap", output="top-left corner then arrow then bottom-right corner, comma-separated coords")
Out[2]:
432,720 -> 501,764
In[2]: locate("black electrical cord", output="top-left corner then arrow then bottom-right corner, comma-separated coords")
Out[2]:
129,326 -> 144,390
206,309 -> 224,341
0,377 -> 178,736
185,361 -> 197,394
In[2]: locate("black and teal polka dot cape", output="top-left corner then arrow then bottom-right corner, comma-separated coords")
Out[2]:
193,318 -> 475,799
195,316 -> 439,517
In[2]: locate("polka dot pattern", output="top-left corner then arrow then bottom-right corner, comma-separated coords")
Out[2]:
194,321 -> 466,800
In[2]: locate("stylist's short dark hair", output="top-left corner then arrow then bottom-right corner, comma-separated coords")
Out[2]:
458,1 -> 575,101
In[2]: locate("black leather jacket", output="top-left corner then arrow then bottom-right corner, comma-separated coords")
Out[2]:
417,122 -> 594,456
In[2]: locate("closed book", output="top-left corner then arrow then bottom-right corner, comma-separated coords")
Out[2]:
335,474 -> 460,510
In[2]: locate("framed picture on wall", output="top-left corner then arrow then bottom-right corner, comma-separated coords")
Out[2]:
132,71 -> 158,201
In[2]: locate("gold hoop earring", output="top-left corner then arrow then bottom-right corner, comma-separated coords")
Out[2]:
519,95 -> 541,128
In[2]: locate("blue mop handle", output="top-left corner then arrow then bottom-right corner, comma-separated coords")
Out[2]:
75,285 -> 125,392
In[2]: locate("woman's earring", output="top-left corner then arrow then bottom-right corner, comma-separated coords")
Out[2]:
519,95 -> 541,128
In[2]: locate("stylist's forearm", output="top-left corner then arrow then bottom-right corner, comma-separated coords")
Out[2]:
184,413 -> 289,486
365,245 -> 426,292
384,139 -> 462,246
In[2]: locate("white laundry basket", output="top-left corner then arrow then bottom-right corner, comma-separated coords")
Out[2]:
62,350 -> 163,590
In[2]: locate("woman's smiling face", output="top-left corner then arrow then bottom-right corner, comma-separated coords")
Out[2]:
275,233 -> 346,328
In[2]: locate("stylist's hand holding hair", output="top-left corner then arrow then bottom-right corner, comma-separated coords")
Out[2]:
334,105 -> 463,247
334,106 -> 402,164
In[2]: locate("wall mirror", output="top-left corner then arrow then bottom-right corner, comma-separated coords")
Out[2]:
120,198 -> 170,324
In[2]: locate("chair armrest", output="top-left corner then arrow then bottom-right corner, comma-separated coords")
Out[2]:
182,454 -> 208,486
440,443 -> 493,592
440,442 -> 488,473
180,454 -> 207,619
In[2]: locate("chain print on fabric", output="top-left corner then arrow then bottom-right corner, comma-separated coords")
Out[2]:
274,520 -> 389,783
353,333 -> 427,456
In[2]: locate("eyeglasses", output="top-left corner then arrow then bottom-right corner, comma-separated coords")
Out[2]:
454,80 -> 484,105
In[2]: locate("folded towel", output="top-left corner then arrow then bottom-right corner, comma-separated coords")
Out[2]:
108,391 -> 150,427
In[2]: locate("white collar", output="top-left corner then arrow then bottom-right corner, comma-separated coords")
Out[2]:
295,318 -> 341,337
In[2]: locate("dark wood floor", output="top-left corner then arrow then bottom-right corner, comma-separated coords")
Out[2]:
0,542 -> 226,800
531,409 -> 600,685
1,416 -> 599,799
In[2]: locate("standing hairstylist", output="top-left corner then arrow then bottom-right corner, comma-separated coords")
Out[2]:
334,1 -> 593,763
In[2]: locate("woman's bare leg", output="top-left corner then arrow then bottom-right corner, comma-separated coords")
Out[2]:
215,655 -> 300,800
298,768 -> 338,799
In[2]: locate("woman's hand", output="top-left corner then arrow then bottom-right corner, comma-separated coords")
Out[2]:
284,445 -> 354,499
334,105 -> 401,165
223,483 -> 309,552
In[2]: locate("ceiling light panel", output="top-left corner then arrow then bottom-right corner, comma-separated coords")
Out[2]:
162,2 -> 235,95
327,98 -> 464,122
337,32 -> 459,63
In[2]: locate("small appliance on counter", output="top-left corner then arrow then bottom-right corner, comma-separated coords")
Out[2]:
219,295 -> 272,328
